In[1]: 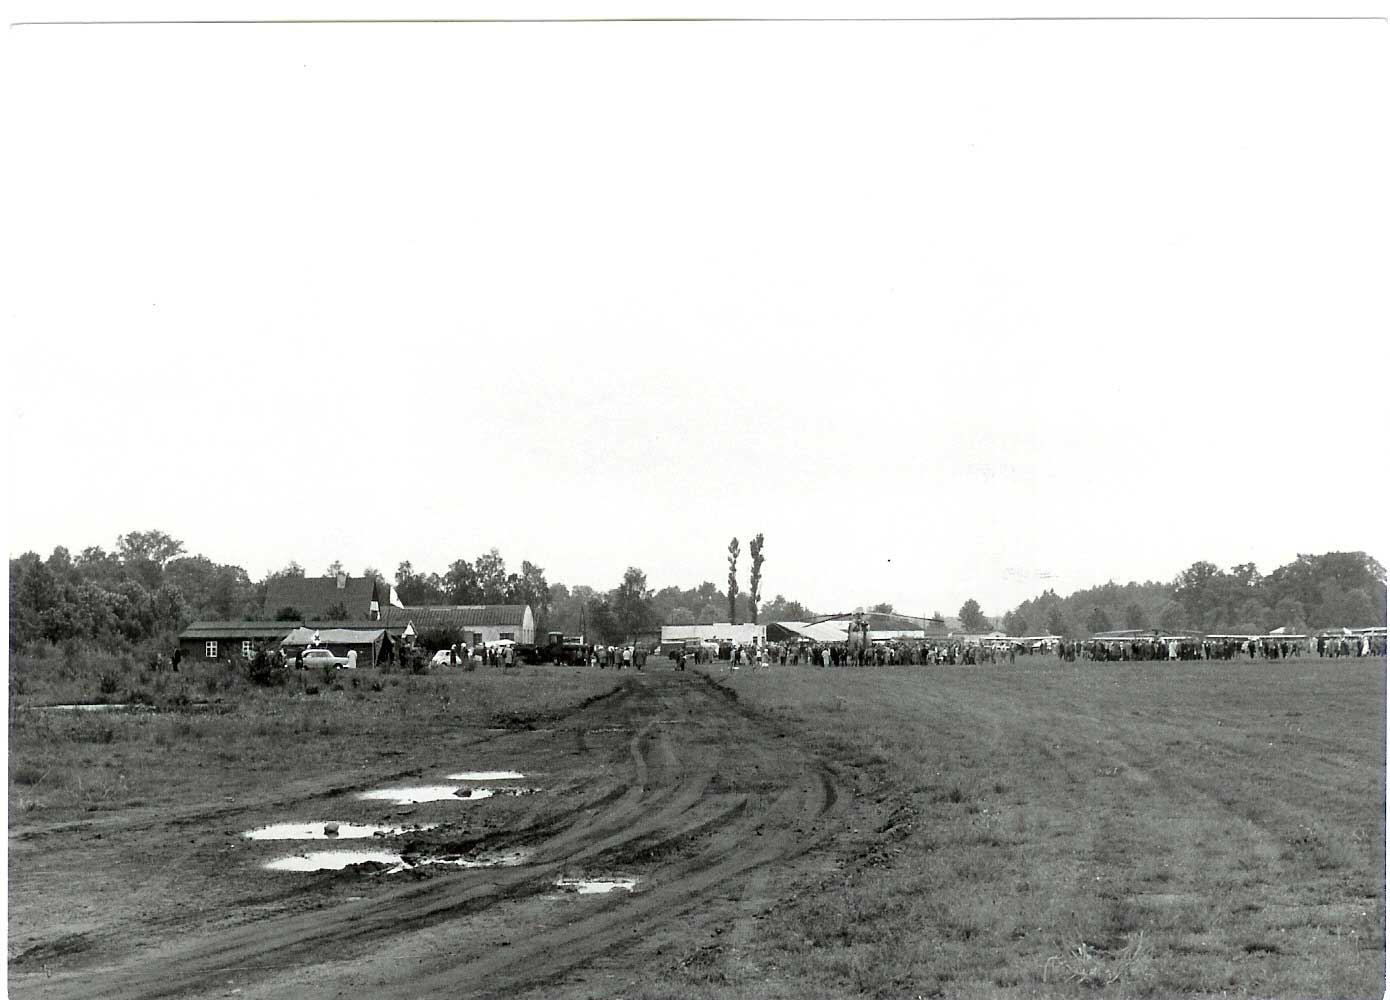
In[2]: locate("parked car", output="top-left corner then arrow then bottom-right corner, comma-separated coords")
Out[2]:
429,649 -> 456,668
297,648 -> 351,669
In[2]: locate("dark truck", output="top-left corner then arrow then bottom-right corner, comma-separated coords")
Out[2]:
521,632 -> 589,665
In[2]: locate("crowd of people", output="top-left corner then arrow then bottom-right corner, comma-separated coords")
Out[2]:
445,642 -> 517,668
692,632 -> 1387,669
580,644 -> 650,670
221,629 -> 1386,677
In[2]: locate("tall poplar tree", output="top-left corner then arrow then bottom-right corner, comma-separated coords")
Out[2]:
727,538 -> 741,624
748,533 -> 765,623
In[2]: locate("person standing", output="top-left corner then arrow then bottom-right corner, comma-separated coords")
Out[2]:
171,646 -> 183,672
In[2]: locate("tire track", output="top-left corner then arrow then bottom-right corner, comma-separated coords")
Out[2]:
18,672 -> 854,1000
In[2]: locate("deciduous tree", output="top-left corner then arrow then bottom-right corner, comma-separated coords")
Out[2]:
516,561 -> 551,631
474,549 -> 510,603
959,598 -> 988,632
612,567 -> 655,641
115,530 -> 185,569
1086,606 -> 1112,635
444,559 -> 482,604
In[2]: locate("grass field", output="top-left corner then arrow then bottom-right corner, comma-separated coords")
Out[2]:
671,656 -> 1387,999
8,651 -> 1386,998
6,652 -> 621,823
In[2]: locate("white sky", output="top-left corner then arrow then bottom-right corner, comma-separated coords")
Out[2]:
5,4 -> 1387,618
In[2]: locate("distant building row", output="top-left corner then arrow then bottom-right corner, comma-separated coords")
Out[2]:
178,573 -> 535,666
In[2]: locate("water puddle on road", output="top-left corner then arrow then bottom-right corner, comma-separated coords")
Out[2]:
555,878 -> 638,895
39,703 -> 141,712
357,786 -> 497,805
265,849 -> 528,873
445,771 -> 526,781
243,822 -> 437,841
265,850 -> 403,872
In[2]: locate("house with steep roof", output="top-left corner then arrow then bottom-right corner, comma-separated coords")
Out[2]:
263,573 -> 392,620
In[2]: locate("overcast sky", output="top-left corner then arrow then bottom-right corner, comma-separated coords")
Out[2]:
5,6 -> 1386,617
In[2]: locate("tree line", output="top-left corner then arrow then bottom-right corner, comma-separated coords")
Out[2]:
7,530 -> 819,652
996,552 -> 1386,638
21,531 -> 1372,653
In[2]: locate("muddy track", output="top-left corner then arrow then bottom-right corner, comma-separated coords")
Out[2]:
17,671 -> 857,1000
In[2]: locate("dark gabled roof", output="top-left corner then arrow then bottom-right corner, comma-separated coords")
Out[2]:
263,576 -> 385,618
383,605 -> 529,628
180,621 -> 300,640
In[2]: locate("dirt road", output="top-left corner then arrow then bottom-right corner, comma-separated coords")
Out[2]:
11,669 -> 884,999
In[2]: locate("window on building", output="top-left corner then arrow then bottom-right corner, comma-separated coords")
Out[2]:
242,640 -> 254,658
473,632 -> 483,645
499,632 -> 514,641
206,641 -> 218,658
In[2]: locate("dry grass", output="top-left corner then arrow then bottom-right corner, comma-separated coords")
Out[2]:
8,654 -> 621,821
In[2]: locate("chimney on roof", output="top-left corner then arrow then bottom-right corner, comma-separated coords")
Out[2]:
336,572 -> 347,590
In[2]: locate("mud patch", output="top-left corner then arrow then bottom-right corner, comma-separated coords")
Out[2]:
243,822 -> 436,841
10,931 -> 92,966
357,786 -> 495,805
405,850 -> 528,869
555,878 -> 637,895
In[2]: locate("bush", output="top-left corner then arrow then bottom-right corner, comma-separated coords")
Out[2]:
62,639 -> 86,675
396,644 -> 429,675
418,625 -> 466,653
248,648 -> 287,688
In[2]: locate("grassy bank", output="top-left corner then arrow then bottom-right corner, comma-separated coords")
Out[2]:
671,656 -> 1386,999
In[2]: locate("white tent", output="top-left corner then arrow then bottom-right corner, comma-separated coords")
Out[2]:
282,627 -> 386,646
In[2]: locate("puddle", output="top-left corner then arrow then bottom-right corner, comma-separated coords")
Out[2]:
243,822 -> 437,841
356,786 -> 496,805
445,771 -> 526,781
40,703 -> 140,712
266,849 -> 527,873
265,850 -> 403,872
555,878 -> 637,895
